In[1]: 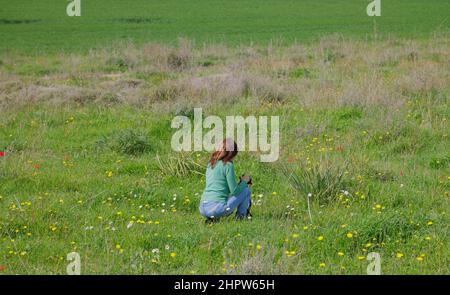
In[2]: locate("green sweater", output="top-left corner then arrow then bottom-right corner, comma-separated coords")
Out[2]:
201,160 -> 247,203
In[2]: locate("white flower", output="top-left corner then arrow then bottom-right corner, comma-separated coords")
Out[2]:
152,248 -> 160,254
165,245 -> 170,250
127,222 -> 133,229
307,193 -> 312,198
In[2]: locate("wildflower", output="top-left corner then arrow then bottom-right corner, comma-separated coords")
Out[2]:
285,250 -> 296,257
357,256 -> 366,260
346,232 -> 353,238
256,244 -> 262,251
427,221 -> 433,226
337,252 -> 345,256
317,236 -> 324,241
424,236 -> 432,241
170,252 -> 177,258
292,233 -> 299,239
319,263 -> 326,268
396,252 -> 404,259
416,256 -> 424,262
0,151 -> 5,157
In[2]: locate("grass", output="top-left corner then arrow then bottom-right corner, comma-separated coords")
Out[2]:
0,34 -> 449,274
0,0 -> 449,54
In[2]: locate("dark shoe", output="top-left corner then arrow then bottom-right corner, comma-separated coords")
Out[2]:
205,218 -> 215,225
234,213 -> 246,221
246,200 -> 253,219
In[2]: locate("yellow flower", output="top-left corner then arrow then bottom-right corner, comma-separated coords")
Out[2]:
424,236 -> 432,241
303,226 -> 309,230
337,252 -> 345,256
346,232 -> 353,238
317,236 -> 324,241
365,243 -> 373,248
396,252 -> 404,259
292,233 -> 299,238
357,256 -> 366,260
170,252 -> 177,258
256,244 -> 262,251
319,262 -> 326,268
285,250 -> 296,257
115,244 -> 121,249
416,256 -> 424,262
427,221 -> 433,226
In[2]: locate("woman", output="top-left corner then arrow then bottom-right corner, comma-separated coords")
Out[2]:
199,138 -> 252,222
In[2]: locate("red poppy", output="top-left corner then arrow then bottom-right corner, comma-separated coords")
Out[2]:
0,151 -> 5,157
34,164 -> 41,169
0,265 -> 6,271
287,156 -> 296,163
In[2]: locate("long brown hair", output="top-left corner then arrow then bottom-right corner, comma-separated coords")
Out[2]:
209,138 -> 238,168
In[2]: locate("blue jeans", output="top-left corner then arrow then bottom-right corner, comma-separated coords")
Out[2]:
199,187 -> 251,219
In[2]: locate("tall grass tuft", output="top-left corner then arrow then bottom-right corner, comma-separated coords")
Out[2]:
155,152 -> 204,177
282,160 -> 348,205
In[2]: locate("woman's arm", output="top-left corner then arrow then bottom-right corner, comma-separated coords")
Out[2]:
224,163 -> 247,197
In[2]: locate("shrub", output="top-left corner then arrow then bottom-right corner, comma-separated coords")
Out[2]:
111,129 -> 151,155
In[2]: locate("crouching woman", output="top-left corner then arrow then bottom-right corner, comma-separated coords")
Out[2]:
199,138 -> 252,222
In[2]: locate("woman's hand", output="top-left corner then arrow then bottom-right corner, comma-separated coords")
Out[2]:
241,175 -> 251,184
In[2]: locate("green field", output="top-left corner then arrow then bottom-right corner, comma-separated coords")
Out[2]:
0,1 -> 449,275
1,35 -> 449,274
0,0 -> 449,53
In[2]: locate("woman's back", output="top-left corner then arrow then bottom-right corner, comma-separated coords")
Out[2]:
201,160 -> 246,203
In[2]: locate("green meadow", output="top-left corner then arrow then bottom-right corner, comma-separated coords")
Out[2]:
0,0 -> 449,53
0,1 -> 449,274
